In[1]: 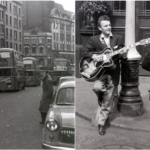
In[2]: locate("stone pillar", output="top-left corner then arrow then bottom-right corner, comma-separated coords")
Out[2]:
118,1 -> 144,116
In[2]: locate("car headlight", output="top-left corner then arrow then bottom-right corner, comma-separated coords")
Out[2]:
46,119 -> 58,131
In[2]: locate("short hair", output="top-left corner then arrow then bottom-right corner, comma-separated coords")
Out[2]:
97,15 -> 110,27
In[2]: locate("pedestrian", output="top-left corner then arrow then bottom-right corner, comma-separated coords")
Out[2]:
142,52 -> 150,71
39,70 -> 53,124
82,15 -> 126,135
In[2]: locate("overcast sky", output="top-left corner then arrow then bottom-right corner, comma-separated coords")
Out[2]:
54,0 -> 75,13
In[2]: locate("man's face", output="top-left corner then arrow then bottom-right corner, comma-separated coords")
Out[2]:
41,72 -> 46,79
98,20 -> 111,36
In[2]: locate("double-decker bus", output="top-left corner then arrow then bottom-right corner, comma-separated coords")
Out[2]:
0,48 -> 25,91
52,58 -> 71,84
23,57 -> 41,86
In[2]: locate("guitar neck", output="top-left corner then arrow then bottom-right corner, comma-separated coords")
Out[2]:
111,42 -> 140,56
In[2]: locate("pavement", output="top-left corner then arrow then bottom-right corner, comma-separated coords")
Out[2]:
76,76 -> 150,132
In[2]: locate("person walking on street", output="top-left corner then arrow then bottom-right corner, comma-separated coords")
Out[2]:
82,15 -> 126,135
39,70 -> 53,124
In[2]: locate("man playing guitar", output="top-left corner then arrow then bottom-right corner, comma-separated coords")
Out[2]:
82,15 -> 126,135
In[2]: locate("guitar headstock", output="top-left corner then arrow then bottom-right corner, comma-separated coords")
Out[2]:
139,38 -> 150,46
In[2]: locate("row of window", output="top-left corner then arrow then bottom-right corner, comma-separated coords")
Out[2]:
1,40 -> 21,51
24,47 -> 45,55
5,29 -> 21,41
53,22 -> 74,32
110,1 -> 150,15
6,15 -> 21,28
24,38 -> 51,44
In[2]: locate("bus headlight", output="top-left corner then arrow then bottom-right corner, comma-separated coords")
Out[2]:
46,119 -> 58,131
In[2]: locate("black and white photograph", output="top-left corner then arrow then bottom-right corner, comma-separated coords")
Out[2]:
76,1 -> 150,149
0,0 -> 75,149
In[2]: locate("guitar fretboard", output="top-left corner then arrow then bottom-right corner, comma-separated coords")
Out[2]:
111,42 -> 140,57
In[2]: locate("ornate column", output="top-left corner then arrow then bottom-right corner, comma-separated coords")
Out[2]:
118,1 -> 144,116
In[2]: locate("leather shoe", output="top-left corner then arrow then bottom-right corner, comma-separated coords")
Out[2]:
98,124 -> 106,135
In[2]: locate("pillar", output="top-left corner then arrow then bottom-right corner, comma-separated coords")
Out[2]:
118,1 -> 144,116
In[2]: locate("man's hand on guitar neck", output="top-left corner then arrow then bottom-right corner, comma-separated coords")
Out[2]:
92,54 -> 103,62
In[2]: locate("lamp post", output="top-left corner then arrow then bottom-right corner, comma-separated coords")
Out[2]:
118,1 -> 144,116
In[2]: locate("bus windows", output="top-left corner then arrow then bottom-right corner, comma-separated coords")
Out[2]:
0,69 -> 11,76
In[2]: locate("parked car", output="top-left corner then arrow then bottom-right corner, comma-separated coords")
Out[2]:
42,81 -> 75,150
58,76 -> 75,85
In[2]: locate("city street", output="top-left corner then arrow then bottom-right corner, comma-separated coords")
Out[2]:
76,115 -> 150,149
0,85 -> 56,149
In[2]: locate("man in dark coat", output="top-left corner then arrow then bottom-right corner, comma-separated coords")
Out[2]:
142,52 -> 150,71
39,70 -> 53,124
82,15 -> 126,135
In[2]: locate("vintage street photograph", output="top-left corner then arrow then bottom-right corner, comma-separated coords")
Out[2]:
76,1 -> 150,149
0,0 -> 75,149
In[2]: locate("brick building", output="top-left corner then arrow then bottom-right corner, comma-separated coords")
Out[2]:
0,0 -> 23,52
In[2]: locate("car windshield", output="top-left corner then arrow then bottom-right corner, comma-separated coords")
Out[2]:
56,87 -> 74,105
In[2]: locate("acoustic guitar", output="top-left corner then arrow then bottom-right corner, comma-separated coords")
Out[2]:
79,38 -> 150,82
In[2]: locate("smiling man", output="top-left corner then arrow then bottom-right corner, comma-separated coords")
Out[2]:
82,15 -> 125,135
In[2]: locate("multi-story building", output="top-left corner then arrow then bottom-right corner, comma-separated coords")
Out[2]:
0,0 -> 6,47
0,0 -> 23,52
24,30 -> 52,69
22,1 -> 75,70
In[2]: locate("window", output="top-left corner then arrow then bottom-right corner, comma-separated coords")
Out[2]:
14,31 -> 17,40
10,16 -> 12,25
32,47 -> 36,54
19,45 -> 21,52
14,5 -> 17,15
32,38 -> 37,44
6,28 -> 8,37
39,47 -> 43,54
10,3 -> 12,12
6,15 -> 8,25
24,39 -> 29,44
14,43 -> 17,50
19,20 -> 21,28
112,1 -> 126,15
6,42 -> 8,48
2,10 -> 4,19
14,18 -> 17,27
1,39 -> 4,47
25,47 -> 29,54
19,32 -> 21,40
10,29 -> 12,38
19,7 -> 21,16
1,25 -> 4,33
141,1 -> 150,15
47,38 -> 51,43
10,42 -> 12,48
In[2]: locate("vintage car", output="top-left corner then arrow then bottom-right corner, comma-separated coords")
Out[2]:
58,76 -> 75,85
42,81 -> 75,149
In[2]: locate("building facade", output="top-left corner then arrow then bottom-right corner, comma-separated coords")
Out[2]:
0,0 -> 23,52
24,30 -> 52,70
22,1 -> 75,70
76,1 -> 150,77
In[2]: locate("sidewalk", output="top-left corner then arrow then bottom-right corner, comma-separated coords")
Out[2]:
76,76 -> 150,131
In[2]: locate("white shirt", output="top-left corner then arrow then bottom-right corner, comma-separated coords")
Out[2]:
99,33 -> 113,47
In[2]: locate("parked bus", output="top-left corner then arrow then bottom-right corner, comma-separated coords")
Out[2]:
52,58 -> 71,84
23,57 -> 41,86
0,48 -> 25,91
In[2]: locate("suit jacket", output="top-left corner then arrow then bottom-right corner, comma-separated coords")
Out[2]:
142,52 -> 150,71
39,75 -> 53,113
82,34 -> 125,86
